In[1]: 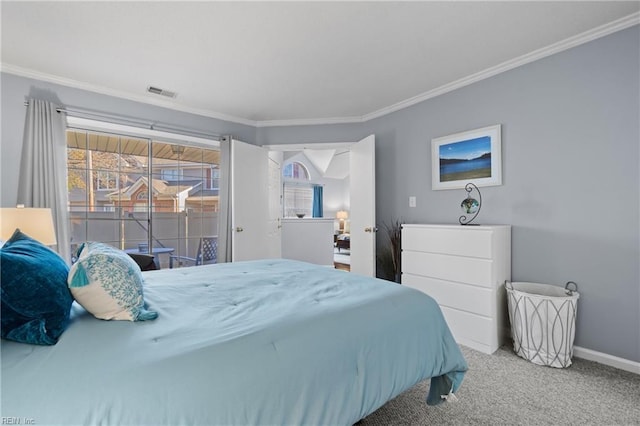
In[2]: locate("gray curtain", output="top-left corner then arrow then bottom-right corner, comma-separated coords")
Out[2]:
17,99 -> 70,264
216,136 -> 232,263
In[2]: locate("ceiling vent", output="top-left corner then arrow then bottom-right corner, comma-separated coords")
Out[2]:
147,86 -> 177,98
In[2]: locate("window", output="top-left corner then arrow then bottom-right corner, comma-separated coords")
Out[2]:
134,191 -> 149,212
161,168 -> 182,181
283,185 -> 313,218
67,124 -> 221,268
96,171 -> 119,190
133,202 -> 148,213
282,161 -> 312,218
283,162 -> 309,180
209,167 -> 220,190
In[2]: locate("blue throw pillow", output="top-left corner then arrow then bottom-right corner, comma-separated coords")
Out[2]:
0,229 -> 72,345
67,242 -> 158,321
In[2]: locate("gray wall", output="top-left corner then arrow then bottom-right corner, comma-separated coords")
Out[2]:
1,26 -> 637,362
259,26 -> 640,363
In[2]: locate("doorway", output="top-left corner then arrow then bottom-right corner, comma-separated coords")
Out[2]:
265,135 -> 375,276
277,147 -> 350,270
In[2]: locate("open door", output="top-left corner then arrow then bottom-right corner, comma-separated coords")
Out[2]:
349,135 -> 376,277
231,139 -> 281,261
267,150 -> 283,259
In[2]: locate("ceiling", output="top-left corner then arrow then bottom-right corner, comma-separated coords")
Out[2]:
2,1 -> 638,126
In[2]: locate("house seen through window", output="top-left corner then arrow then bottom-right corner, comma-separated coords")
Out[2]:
67,125 -> 221,268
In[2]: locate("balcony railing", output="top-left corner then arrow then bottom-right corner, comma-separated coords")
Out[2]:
69,210 -> 218,269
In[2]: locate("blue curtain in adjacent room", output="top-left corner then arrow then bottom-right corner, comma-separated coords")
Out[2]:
312,185 -> 323,218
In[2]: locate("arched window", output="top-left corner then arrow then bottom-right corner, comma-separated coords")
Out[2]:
282,161 -> 312,217
283,161 -> 309,180
134,191 -> 149,212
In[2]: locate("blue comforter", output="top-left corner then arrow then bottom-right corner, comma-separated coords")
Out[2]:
1,259 -> 467,425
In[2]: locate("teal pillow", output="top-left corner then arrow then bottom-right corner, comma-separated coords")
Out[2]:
0,229 -> 72,345
67,242 -> 157,321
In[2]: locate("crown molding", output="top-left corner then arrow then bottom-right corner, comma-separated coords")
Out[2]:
0,63 -> 257,127
3,12 -> 638,129
361,11 -> 640,122
255,115 -> 365,128
258,12 -> 640,127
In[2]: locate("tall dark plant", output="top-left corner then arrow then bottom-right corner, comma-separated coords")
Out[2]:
378,219 -> 402,283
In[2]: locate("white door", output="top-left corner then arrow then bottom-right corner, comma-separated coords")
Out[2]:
267,151 -> 283,258
349,135 -> 376,277
231,139 -> 280,261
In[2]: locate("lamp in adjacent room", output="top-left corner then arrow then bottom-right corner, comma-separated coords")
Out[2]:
336,210 -> 349,233
0,206 -> 57,245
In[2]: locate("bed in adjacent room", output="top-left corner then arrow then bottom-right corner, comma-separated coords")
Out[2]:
336,232 -> 351,251
2,254 -> 467,425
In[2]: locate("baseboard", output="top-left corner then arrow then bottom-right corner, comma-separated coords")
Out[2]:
573,345 -> 640,375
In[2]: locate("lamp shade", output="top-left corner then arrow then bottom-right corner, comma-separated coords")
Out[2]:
336,210 -> 349,220
0,207 -> 57,245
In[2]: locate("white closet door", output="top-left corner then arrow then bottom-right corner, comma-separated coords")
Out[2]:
349,135 -> 376,277
231,139 -> 277,261
266,150 -> 283,259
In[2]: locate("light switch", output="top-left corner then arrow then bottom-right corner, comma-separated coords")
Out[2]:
409,196 -> 416,207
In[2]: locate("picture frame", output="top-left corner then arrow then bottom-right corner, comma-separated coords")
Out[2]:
431,124 -> 502,190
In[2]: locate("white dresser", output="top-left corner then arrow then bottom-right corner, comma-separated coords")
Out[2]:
401,224 -> 511,354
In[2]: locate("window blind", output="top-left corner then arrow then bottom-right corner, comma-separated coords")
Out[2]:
283,184 -> 313,217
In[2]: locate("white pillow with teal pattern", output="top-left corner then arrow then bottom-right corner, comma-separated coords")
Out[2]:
67,242 -> 158,321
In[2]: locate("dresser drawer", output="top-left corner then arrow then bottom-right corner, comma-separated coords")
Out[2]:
402,226 -> 493,259
440,306 -> 498,353
402,273 -> 493,317
402,250 -> 495,288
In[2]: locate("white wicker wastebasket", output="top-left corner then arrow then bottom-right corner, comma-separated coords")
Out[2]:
506,281 -> 579,368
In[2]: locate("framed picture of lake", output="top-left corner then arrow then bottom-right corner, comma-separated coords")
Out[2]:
431,124 -> 502,190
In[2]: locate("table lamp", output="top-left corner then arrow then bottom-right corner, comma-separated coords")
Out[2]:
336,210 -> 348,233
0,206 -> 57,245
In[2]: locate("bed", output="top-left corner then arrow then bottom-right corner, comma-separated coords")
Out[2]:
2,258 -> 467,425
336,233 -> 350,251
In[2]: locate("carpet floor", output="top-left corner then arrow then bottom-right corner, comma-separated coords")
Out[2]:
360,345 -> 640,426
